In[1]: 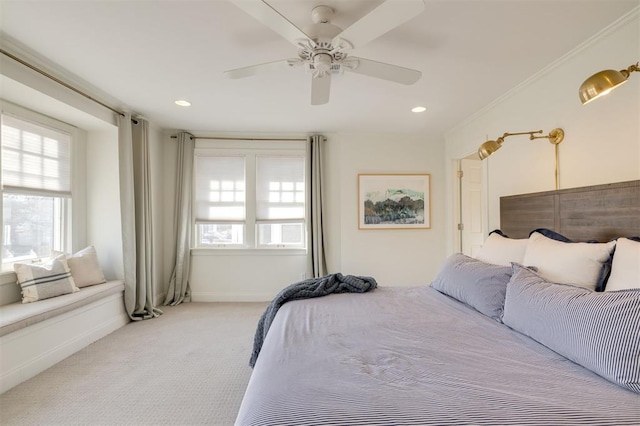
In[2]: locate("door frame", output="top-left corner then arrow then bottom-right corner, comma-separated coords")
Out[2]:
452,154 -> 489,254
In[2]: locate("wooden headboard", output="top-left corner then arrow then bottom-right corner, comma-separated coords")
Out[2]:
500,180 -> 640,242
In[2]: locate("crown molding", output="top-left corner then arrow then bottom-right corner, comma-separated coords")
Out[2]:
445,5 -> 640,140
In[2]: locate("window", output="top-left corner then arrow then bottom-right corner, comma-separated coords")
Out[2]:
1,113 -> 72,265
255,156 -> 305,247
195,155 -> 245,246
194,141 -> 307,249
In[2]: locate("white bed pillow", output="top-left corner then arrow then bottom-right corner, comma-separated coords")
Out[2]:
15,255 -> 79,303
52,246 -> 106,288
522,231 -> 616,291
605,238 -> 640,291
475,232 -> 528,266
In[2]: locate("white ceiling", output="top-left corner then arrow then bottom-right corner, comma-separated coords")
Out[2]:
1,0 -> 638,139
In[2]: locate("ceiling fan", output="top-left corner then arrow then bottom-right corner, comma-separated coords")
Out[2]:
225,0 -> 425,105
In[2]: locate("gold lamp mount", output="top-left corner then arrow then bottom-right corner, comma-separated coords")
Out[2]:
477,128 -> 565,189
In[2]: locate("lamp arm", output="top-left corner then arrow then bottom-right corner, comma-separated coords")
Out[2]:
620,62 -> 640,78
502,130 -> 542,140
492,130 -> 545,146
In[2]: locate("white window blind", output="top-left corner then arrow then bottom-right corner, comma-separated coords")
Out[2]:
256,156 -> 305,222
195,155 -> 245,222
1,114 -> 71,197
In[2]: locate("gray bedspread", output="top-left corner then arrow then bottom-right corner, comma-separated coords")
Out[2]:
249,273 -> 377,367
236,286 -> 640,426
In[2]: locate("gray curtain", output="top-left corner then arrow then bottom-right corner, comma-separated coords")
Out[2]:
118,114 -> 162,320
164,132 -> 194,306
308,134 -> 328,277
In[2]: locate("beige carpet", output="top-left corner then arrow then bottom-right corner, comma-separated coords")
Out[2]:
0,302 -> 267,426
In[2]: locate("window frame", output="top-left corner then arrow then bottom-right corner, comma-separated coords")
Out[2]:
0,100 -> 84,271
193,139 -> 308,253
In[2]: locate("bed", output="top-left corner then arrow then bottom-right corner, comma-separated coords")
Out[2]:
235,180 -> 640,426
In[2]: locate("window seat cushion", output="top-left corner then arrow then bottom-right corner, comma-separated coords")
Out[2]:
0,280 -> 124,337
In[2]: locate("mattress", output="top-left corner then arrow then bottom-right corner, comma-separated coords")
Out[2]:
235,286 -> 640,425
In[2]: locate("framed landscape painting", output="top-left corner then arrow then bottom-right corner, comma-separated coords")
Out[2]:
358,174 -> 430,229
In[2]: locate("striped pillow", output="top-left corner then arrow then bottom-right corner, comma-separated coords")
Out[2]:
503,263 -> 640,393
14,255 -> 79,303
431,253 -> 512,321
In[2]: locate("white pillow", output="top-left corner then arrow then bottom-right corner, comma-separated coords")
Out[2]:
475,232 -> 528,266
522,232 -> 616,290
14,255 -> 79,303
53,246 -> 106,288
605,238 -> 640,291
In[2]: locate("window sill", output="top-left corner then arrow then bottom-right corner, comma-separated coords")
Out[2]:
191,248 -> 307,257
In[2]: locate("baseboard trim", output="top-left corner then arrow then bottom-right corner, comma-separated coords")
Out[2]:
191,291 -> 273,302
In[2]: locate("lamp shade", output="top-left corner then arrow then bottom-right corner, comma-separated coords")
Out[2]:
478,139 -> 501,160
579,69 -> 628,104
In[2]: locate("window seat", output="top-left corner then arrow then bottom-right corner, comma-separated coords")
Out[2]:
0,280 -> 125,337
0,280 -> 129,394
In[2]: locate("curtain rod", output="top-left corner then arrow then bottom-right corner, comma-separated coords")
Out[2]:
171,135 -> 307,141
1,48 -> 132,121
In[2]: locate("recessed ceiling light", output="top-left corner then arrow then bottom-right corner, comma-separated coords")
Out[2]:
174,100 -> 191,107
411,106 -> 426,113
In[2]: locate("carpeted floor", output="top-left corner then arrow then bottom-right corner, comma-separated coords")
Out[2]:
0,302 -> 267,426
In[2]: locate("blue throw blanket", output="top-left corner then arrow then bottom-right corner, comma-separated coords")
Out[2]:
249,273 -> 377,367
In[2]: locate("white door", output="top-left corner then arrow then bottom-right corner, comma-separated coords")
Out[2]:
459,158 -> 484,257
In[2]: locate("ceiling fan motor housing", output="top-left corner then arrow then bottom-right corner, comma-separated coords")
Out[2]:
311,5 -> 334,24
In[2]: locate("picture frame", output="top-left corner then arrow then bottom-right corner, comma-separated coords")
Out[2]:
358,174 -> 430,230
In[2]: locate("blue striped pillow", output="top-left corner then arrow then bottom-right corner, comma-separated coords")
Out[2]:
503,263 -> 640,393
431,253 -> 512,321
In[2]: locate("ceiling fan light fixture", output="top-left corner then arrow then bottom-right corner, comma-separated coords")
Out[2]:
174,100 -> 191,107
411,106 -> 426,113
313,53 -> 333,77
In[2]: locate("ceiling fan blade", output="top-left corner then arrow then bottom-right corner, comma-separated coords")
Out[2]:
231,0 -> 313,48
345,57 -> 421,85
311,76 -> 331,105
224,59 -> 301,79
332,0 -> 425,50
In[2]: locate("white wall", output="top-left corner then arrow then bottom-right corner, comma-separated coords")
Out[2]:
189,251 -> 308,301
86,128 -> 124,281
445,9 -> 640,253
325,132 -> 446,286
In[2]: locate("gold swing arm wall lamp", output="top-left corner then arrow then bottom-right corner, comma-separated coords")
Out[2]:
477,128 -> 565,190
579,62 -> 639,105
